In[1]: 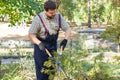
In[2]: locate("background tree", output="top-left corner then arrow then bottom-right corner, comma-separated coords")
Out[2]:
54,0 -> 61,9
91,0 -> 105,27
0,0 -> 120,28
58,0 -> 77,21
101,0 -> 120,52
88,0 -> 91,28
0,0 -> 44,26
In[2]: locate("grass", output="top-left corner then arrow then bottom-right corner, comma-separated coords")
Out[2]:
0,50 -> 120,80
0,30 -> 119,79
0,57 -> 36,80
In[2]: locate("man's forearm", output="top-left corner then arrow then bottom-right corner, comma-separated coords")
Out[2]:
28,34 -> 41,45
64,29 -> 71,40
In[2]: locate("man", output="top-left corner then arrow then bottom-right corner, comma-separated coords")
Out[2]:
28,0 -> 71,80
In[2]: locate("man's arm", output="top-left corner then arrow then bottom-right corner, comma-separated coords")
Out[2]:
28,15 -> 46,51
59,14 -> 71,40
28,33 -> 40,45
60,28 -> 71,50
28,15 -> 41,45
59,14 -> 71,50
28,34 -> 46,50
64,28 -> 71,40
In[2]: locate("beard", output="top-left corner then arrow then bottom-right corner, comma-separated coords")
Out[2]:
47,15 -> 55,19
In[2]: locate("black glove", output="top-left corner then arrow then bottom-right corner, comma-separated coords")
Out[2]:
38,43 -> 46,51
60,39 -> 68,50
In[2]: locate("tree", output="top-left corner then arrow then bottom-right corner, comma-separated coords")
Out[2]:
88,0 -> 91,28
91,0 -> 106,27
0,0 -> 44,26
101,7 -> 120,52
71,0 -> 106,28
54,0 -> 61,9
58,0 -> 77,21
102,23 -> 120,52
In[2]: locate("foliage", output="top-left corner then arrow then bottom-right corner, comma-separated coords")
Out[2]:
41,44 -> 120,80
73,0 -> 88,22
41,48 -> 90,80
58,0 -> 77,21
100,0 -> 120,52
101,23 -> 120,44
1,46 -> 120,80
91,0 -> 105,22
0,64 -> 26,80
0,0 -> 44,26
0,57 -> 35,80
0,0 -> 120,27
41,57 -> 56,80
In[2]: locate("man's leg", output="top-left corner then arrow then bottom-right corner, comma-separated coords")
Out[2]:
34,44 -> 49,80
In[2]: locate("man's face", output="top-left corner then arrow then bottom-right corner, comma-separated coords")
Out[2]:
45,9 -> 56,19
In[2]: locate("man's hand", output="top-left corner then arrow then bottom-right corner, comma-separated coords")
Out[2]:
38,43 -> 46,51
60,39 -> 68,50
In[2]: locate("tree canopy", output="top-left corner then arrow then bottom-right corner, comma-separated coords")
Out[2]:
0,0 -> 120,27
0,0 -> 44,26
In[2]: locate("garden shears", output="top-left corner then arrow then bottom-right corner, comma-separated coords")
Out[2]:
45,47 -> 70,80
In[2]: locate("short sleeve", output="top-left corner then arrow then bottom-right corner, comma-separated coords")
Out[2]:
29,15 -> 41,34
60,15 -> 70,31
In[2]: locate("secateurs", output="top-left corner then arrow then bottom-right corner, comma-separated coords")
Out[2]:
45,48 -> 70,80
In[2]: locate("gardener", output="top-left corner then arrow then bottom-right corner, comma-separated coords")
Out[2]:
28,0 -> 71,80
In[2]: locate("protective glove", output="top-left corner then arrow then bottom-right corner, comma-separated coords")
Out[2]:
60,39 -> 68,50
38,42 -> 46,51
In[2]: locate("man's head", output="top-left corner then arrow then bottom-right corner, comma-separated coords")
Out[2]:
44,0 -> 57,19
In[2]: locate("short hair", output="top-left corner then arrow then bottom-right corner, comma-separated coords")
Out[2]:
44,0 -> 57,11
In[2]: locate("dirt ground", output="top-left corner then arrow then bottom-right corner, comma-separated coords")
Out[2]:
0,22 -> 79,40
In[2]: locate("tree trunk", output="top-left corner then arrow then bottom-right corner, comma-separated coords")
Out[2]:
118,43 -> 120,53
0,57 -> 1,72
55,0 -> 61,9
96,17 -> 101,28
88,0 -> 91,28
118,36 -> 120,53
